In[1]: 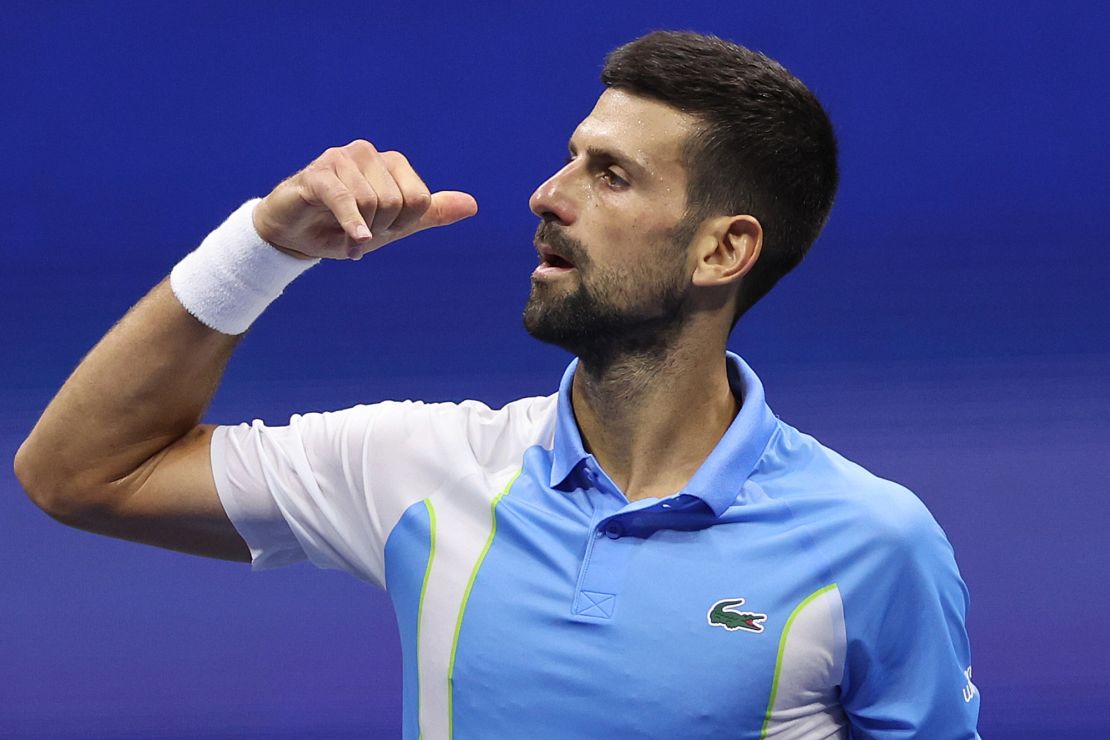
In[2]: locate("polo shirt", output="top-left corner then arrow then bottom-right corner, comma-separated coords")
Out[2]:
211,351 -> 980,739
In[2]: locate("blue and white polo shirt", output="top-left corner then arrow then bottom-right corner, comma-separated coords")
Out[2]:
211,352 -> 980,739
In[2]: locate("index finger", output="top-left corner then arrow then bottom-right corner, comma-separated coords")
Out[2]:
304,167 -> 373,242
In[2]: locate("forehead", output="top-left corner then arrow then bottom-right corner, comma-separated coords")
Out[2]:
571,88 -> 696,181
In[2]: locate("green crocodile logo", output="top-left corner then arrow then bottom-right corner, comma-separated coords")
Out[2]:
707,597 -> 767,633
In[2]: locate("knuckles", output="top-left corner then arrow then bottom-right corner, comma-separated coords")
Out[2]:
377,195 -> 403,213
353,189 -> 379,207
380,150 -> 408,166
299,142 -> 430,223
345,138 -> 377,153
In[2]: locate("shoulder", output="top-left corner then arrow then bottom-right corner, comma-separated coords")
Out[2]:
233,393 -> 559,474
760,423 -> 968,636
762,421 -> 949,556
357,393 -> 560,469
408,393 -> 558,441
293,392 -> 557,434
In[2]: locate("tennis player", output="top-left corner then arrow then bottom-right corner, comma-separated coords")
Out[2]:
16,31 -> 979,738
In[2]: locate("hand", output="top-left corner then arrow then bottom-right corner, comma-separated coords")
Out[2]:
252,140 -> 478,261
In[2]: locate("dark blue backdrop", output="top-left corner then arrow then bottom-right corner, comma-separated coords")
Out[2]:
3,2 -> 1108,737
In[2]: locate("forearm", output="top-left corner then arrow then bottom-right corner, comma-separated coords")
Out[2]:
15,141 -> 475,521
15,277 -> 241,513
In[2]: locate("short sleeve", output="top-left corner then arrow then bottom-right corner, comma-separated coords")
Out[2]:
839,493 -> 981,738
210,396 -> 554,589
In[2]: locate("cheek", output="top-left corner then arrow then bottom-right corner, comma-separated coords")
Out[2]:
583,212 -> 685,290
584,254 -> 671,308
594,222 -> 682,275
589,225 -> 645,271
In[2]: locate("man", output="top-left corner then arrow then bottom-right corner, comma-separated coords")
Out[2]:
15,31 -> 979,738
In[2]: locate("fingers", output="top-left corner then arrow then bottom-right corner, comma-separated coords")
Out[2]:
378,151 -> 432,234
341,143 -> 407,237
332,155 -> 381,238
417,191 -> 479,231
299,140 -> 477,259
340,141 -> 428,238
302,164 -> 373,243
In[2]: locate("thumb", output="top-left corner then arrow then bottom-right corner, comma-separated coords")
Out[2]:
416,191 -> 478,231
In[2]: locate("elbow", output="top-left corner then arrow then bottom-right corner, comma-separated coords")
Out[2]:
13,438 -> 94,524
13,437 -> 50,510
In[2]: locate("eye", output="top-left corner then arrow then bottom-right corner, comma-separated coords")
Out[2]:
563,154 -> 628,189
602,169 -> 628,188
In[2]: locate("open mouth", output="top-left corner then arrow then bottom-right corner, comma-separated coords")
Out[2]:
534,243 -> 577,278
543,254 -> 574,269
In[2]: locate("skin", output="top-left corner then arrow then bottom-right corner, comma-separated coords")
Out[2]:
13,89 -> 762,560
13,140 -> 476,560
525,88 -> 764,502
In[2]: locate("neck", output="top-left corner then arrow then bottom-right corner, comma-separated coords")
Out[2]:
571,339 -> 739,502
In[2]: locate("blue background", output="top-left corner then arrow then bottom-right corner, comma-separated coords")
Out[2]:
3,2 -> 1108,737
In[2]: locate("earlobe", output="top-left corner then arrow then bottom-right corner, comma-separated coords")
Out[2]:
692,215 -> 762,287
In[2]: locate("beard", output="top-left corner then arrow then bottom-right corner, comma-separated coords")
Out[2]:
522,219 -> 696,367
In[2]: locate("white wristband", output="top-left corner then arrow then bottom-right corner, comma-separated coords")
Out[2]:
170,198 -> 320,335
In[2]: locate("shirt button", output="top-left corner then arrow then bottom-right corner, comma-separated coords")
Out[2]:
604,521 -> 623,539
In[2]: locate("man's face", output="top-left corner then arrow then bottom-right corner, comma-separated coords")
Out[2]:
522,88 -> 702,359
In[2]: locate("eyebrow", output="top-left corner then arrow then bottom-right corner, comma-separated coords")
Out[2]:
567,139 -> 650,180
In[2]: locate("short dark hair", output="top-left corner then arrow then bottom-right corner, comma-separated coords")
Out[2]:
601,30 -> 839,328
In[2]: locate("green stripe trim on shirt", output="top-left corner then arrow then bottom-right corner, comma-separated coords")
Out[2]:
760,582 -> 838,739
446,469 -> 521,738
416,498 -> 437,740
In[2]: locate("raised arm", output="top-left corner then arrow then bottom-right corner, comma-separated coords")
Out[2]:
13,139 -> 478,561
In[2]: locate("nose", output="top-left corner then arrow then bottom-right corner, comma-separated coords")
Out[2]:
529,162 -> 577,225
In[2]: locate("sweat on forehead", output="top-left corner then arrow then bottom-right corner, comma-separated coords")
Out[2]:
571,89 -> 697,183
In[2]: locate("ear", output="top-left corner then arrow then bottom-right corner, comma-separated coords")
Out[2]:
690,215 -> 763,289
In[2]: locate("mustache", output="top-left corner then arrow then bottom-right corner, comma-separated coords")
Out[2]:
535,223 -> 587,266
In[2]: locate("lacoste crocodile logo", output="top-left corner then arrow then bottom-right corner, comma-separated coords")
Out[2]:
707,597 -> 767,633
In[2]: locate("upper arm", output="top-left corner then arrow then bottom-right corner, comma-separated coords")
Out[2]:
211,402 -> 483,585
839,492 -> 979,738
56,424 -> 252,563
208,396 -> 553,585
28,394 -> 552,577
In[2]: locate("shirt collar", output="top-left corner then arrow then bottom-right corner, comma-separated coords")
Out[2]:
548,351 -> 778,516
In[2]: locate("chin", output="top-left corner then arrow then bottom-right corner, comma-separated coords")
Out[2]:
522,298 -> 588,351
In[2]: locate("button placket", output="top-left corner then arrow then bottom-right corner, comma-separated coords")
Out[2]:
572,508 -> 629,621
